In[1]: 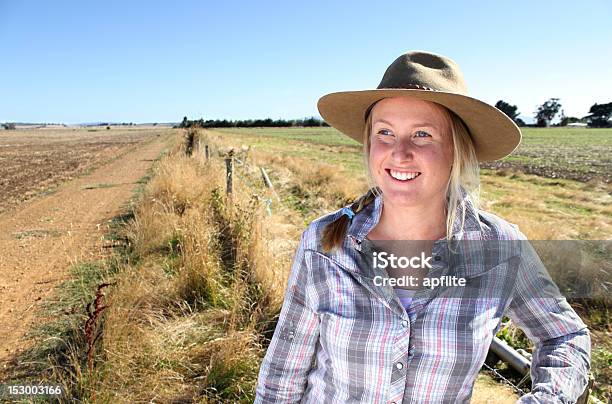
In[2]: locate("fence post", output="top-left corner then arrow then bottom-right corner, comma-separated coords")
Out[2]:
225,150 -> 234,197
185,129 -> 195,156
241,144 -> 250,166
205,144 -> 210,161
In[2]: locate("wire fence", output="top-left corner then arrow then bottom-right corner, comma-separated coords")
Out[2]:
190,131 -> 279,217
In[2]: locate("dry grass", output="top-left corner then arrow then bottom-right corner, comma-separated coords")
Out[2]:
207,130 -> 369,225
480,169 -> 611,240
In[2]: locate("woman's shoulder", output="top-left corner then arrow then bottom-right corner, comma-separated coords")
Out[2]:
475,209 -> 528,241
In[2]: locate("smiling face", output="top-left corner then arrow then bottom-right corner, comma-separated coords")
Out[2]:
368,96 -> 454,209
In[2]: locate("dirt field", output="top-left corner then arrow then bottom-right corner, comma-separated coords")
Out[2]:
0,128 -> 174,369
0,127 -> 171,214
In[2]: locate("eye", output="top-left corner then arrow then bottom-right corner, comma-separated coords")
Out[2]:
415,130 -> 431,138
377,129 -> 393,136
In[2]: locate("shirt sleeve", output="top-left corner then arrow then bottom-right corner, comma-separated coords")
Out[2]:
504,237 -> 591,403
254,230 -> 320,403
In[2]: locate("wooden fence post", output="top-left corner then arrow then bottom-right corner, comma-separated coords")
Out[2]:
225,150 -> 234,197
205,144 -> 210,161
185,129 -> 195,156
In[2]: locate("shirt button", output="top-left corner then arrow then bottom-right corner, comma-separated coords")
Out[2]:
395,362 -> 404,370
434,255 -> 441,261
401,319 -> 409,328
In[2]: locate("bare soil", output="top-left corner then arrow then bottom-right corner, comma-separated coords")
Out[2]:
0,127 -> 171,214
0,128 -> 174,371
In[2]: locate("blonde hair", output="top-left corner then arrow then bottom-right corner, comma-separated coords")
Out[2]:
321,99 -> 482,253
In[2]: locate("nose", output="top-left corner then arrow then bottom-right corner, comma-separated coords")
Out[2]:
390,136 -> 416,162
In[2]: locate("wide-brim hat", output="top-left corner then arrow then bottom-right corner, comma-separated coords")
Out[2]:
317,50 -> 521,162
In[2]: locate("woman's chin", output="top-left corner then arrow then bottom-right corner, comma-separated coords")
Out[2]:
380,188 -> 423,207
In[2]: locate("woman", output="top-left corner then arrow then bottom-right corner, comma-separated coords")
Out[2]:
254,51 -> 590,403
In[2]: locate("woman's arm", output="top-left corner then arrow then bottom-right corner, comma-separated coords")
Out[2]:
505,239 -> 591,404
254,231 -> 320,403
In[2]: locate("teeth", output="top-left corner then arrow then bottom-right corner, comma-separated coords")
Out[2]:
389,170 -> 420,181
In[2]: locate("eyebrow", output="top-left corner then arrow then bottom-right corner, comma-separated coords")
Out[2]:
372,118 -> 438,130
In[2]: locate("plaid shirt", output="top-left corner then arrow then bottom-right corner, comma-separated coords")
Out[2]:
255,190 -> 591,403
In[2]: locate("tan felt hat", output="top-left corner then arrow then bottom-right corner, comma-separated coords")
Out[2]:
317,50 -> 522,162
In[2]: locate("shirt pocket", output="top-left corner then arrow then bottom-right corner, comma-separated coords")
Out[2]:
318,306 -> 395,397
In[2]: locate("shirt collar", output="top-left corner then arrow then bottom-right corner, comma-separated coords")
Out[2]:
346,186 -> 482,244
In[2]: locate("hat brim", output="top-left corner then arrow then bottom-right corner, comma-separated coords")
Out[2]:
317,89 -> 521,162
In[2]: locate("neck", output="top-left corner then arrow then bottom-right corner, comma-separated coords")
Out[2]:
372,197 -> 448,240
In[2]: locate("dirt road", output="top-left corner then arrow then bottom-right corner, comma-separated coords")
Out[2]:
0,131 -> 173,368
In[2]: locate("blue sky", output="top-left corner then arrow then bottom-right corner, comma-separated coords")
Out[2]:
1,0 -> 610,124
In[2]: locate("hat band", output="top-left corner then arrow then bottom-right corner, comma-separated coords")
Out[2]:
378,83 -> 438,91
364,84 -> 441,121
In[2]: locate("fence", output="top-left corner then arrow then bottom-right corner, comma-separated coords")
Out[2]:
185,130 -> 279,217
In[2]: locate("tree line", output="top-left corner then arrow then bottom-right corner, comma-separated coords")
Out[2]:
495,99 -> 612,128
176,116 -> 330,129
177,100 -> 611,130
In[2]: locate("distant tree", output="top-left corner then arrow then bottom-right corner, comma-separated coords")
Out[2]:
180,116 -> 188,128
495,100 -> 520,122
535,98 -> 562,127
584,102 -> 612,128
559,116 -> 582,126
1,122 -> 16,130
514,118 -> 526,127
301,116 -> 327,127
553,109 -> 566,127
